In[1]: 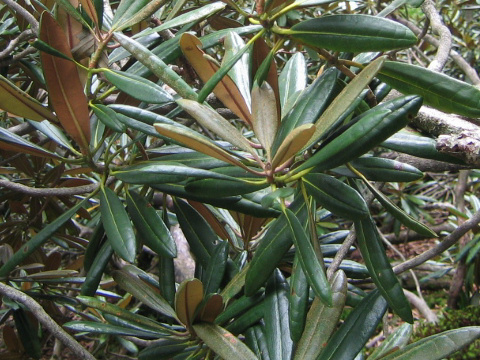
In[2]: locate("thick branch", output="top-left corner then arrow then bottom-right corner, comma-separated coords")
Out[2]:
0,282 -> 95,360
393,209 -> 480,275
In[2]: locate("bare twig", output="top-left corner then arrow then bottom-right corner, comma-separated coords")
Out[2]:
0,179 -> 101,197
394,17 -> 480,85
0,282 -> 95,360
2,0 -> 39,34
393,209 -> 480,275
421,0 -> 452,72
403,289 -> 438,323
0,29 -> 36,59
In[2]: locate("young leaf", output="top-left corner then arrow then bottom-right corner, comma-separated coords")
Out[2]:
284,208 -> 332,306
179,33 -> 253,125
100,187 -> 136,263
175,278 -> 204,330
0,74 -> 56,122
355,217 -> 413,323
104,70 -> 174,104
193,323 -> 258,360
126,191 -> 177,258
379,327 -> 480,360
153,123 -> 252,171
309,56 -> 386,147
251,81 -> 279,160
378,61 -> 480,118
287,15 -> 417,52
270,124 -> 315,170
176,99 -> 257,157
294,270 -> 347,360
39,12 -> 91,152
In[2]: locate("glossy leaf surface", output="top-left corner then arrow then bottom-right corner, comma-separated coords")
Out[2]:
100,187 -> 136,263
175,278 -> 204,329
288,15 -> 417,52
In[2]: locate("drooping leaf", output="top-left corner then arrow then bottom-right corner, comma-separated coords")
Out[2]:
13,309 -> 41,359
126,191 -> 177,258
193,323 -> 258,360
378,61 -> 480,118
80,242 -> 114,296
39,12 -> 91,152
138,338 -> 191,360
202,241 -> 229,295
294,270 -> 347,360
180,33 -> 253,125
368,323 -> 412,360
0,74 -> 56,122
64,321 -> 163,338
175,278 -> 204,330
289,253 -> 309,343
100,187 -> 136,263
355,216 -> 413,323
287,15 -> 417,52
379,327 -> 480,360
79,0 -> 99,27
104,70 -> 174,104
284,208 -> 332,306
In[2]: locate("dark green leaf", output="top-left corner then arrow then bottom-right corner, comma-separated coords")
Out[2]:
80,242 -> 114,296
378,61 -> 480,118
100,187 -> 136,263
303,174 -> 369,220
287,15 -> 417,52
202,241 -> 229,295
368,323 -> 412,360
317,290 -> 387,360
278,52 -> 307,115
91,104 -> 126,133
126,191 -> 177,258
139,339 -> 193,360
64,321 -> 162,338
264,269 -> 293,360
289,253 -> 309,343
355,217 -> 413,323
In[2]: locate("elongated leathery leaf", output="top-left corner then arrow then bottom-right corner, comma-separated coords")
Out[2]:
317,290 -> 387,360
126,191 -> 177,258
271,123 -> 315,170
289,253 -> 309,343
245,197 -> 307,296
80,242 -> 113,296
380,327 -> 480,360
294,270 -> 347,360
100,187 -> 136,263
194,323 -> 258,360
245,325 -> 271,360
0,127 -> 60,159
112,269 -> 177,319
111,0 -> 166,31
0,199 -> 86,277
175,279 -> 204,330
287,15 -> 417,52
265,269 -> 293,360
303,174 -> 369,220
379,61 -> 480,118
284,208 -> 332,306
202,241 -> 229,295
64,321 -> 162,338
91,104 -> 126,133
138,339 -> 192,360
355,216 -> 413,323
278,52 -> 307,115
298,95 -> 422,173
104,70 -> 173,104
173,197 -> 217,268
